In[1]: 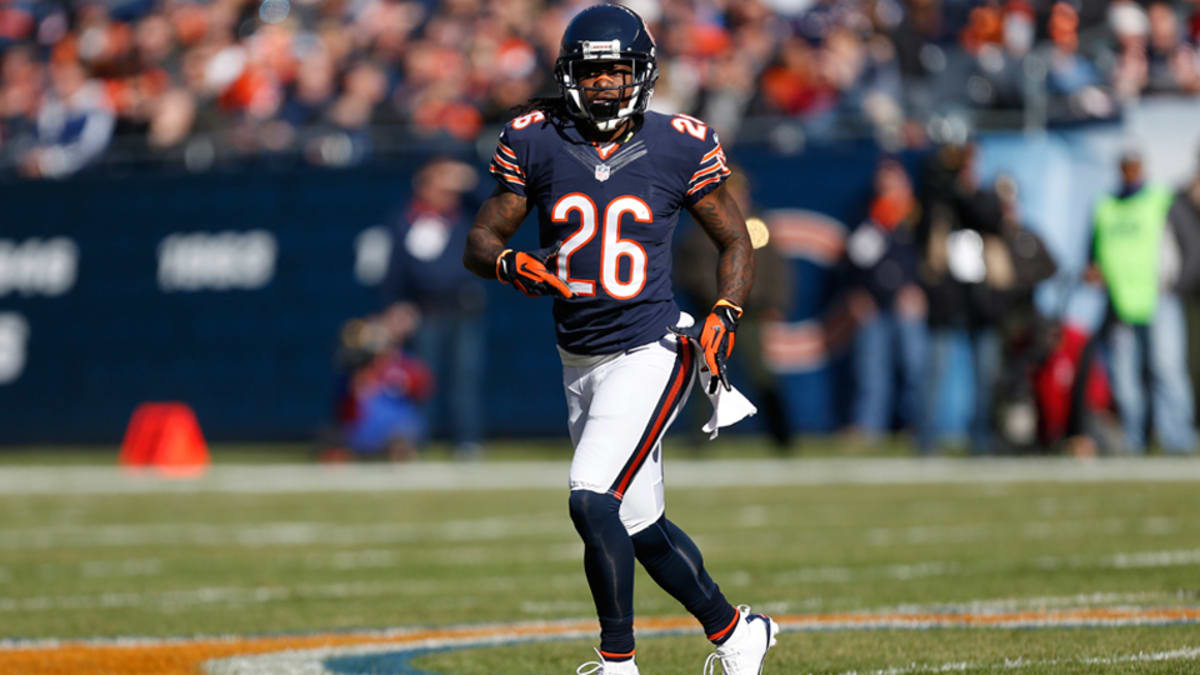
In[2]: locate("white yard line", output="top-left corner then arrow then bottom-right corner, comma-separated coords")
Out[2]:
0,515 -> 565,550
769,547 -> 1200,585
79,558 -> 163,578
2,457 -> 1200,495
872,590 -> 1197,614
865,515 -> 1181,547
0,574 -> 581,613
1035,547 -> 1200,571
1,512 -> 1180,552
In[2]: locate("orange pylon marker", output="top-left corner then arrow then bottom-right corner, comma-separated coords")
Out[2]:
120,403 -> 210,477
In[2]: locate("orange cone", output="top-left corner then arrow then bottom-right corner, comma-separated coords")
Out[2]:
120,403 -> 210,477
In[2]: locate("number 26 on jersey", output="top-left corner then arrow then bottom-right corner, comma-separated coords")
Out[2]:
552,194 -> 649,300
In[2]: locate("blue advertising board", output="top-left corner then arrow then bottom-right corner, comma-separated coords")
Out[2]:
0,143 -> 893,444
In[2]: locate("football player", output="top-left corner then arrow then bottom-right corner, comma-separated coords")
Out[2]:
463,5 -> 778,673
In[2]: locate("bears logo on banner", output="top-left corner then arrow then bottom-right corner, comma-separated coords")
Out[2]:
760,209 -> 855,374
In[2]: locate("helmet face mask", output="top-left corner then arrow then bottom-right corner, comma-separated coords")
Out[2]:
555,5 -> 657,133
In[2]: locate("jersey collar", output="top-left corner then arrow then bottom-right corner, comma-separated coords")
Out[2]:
567,115 -> 643,161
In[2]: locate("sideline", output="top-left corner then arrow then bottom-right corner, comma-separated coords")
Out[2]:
3,457 -> 1200,495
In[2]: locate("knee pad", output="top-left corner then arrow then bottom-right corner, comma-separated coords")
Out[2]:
568,489 -> 622,540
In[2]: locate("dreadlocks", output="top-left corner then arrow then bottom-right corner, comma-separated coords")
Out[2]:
511,95 -> 570,122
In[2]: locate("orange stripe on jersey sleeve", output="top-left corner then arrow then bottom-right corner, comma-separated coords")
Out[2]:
492,153 -> 525,176
687,174 -> 723,196
489,165 -> 525,186
690,162 -> 725,183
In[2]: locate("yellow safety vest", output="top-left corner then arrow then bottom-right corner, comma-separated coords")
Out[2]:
1092,185 -> 1174,325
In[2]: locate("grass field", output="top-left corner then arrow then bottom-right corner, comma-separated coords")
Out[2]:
2,443 -> 1199,673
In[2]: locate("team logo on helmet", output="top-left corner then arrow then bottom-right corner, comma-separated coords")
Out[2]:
581,40 -> 621,58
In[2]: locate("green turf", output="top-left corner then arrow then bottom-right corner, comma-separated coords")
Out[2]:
1,465 -> 1198,672
416,625 -> 1200,674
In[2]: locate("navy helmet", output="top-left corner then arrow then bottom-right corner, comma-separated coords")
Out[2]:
555,4 -> 657,131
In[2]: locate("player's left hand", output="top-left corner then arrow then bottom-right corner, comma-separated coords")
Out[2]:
496,244 -> 574,299
673,299 -> 742,394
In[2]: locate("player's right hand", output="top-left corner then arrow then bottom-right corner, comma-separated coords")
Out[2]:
496,246 -> 574,299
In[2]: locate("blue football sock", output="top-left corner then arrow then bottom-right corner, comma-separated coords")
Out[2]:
632,515 -> 739,644
569,490 -> 636,660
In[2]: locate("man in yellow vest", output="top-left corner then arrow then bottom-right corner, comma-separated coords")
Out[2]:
1088,149 -> 1196,454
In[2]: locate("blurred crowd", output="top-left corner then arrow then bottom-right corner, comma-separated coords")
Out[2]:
321,142 -> 1200,461
841,138 -> 1200,456
4,0 -> 1200,177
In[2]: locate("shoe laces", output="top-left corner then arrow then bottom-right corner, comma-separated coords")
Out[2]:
701,605 -> 751,675
704,646 -> 757,675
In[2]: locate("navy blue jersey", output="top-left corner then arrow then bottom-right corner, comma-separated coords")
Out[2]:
490,109 -> 730,355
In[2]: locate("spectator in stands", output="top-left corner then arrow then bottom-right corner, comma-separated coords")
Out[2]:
1109,0 -> 1152,101
0,47 -> 41,149
843,157 -> 928,445
18,60 -> 114,178
4,0 -> 1200,175
1146,1 -> 1200,94
966,0 -> 1036,112
1087,148 -> 1196,454
1044,2 -> 1104,98
383,156 -> 487,459
758,35 -> 836,120
1167,146 -> 1200,425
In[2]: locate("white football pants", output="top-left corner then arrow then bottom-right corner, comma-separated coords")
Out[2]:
560,331 -> 695,535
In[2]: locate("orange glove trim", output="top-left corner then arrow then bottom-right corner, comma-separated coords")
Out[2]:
496,249 -> 514,282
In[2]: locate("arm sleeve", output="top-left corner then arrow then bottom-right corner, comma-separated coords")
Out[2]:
682,129 -> 731,206
488,127 -> 527,197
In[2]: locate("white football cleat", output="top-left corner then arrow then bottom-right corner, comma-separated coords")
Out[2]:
701,605 -> 779,674
577,647 -> 640,674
